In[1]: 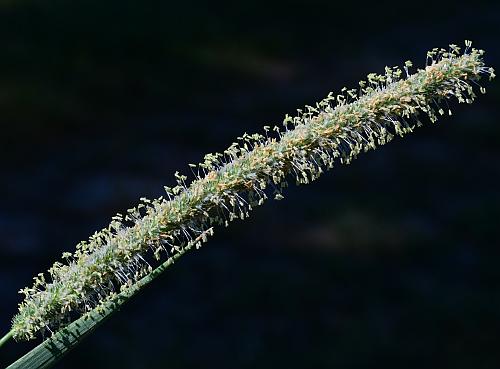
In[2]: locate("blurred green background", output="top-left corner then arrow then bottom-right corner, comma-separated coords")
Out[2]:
1,0 -> 499,368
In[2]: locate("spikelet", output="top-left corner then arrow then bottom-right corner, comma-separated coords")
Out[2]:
11,41 -> 495,341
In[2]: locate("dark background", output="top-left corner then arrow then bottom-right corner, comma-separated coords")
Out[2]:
1,0 -> 499,368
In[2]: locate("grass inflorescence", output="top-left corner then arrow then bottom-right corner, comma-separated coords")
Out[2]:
10,41 -> 494,341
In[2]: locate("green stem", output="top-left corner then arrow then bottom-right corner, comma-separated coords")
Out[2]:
0,330 -> 13,349
5,235 -> 203,369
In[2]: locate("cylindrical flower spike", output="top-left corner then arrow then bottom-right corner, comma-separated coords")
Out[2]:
11,42 -> 494,341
